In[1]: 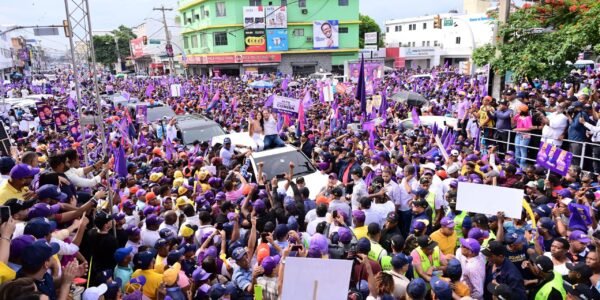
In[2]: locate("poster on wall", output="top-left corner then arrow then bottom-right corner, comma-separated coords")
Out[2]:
244,29 -> 267,52
348,60 -> 384,83
243,6 -> 265,29
266,29 -> 288,51
265,6 -> 287,28
313,20 -> 339,49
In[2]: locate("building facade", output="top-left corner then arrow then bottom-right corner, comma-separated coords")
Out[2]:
384,11 -> 495,72
177,0 -> 359,76
131,20 -> 183,75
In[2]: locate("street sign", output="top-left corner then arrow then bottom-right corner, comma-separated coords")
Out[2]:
33,27 -> 59,36
149,39 -> 161,44
364,32 -> 378,45
443,19 -> 454,27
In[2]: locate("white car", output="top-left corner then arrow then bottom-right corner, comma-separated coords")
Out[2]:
398,115 -> 458,131
212,133 -> 328,199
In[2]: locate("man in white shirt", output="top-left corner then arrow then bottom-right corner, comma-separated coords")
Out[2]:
350,169 -> 367,211
165,118 -> 178,141
541,105 -> 569,146
306,204 -> 328,236
140,215 -> 162,247
398,165 -> 419,237
262,109 -> 285,150
456,238 -> 485,300
64,150 -> 105,188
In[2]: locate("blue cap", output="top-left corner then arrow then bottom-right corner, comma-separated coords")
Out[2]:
223,137 -> 231,144
21,240 -> 60,268
431,276 -> 453,300
105,278 -> 122,299
232,247 -> 247,260
0,156 -> 15,173
166,248 -> 185,265
36,184 -> 68,202
134,249 -> 157,269
357,237 -> 371,253
159,228 -> 176,241
209,282 -> 236,298
406,278 -> 427,299
24,217 -> 56,238
446,258 -> 462,278
114,247 -> 133,263
391,253 -> 412,269
96,269 -> 113,284
154,238 -> 168,249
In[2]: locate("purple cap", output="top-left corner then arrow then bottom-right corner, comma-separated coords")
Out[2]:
468,228 -> 489,240
192,267 -> 211,282
557,189 -> 572,198
123,201 -> 136,210
569,230 -> 591,244
257,189 -> 268,199
126,226 -> 141,236
459,238 -> 481,255
465,154 -> 478,162
449,180 -> 458,188
261,255 -> 281,275
338,227 -> 353,244
10,234 -> 36,258
310,233 -> 329,255
215,192 -> 226,201
145,215 -> 163,226
352,210 -> 366,223
135,189 -> 147,198
28,203 -> 61,219
36,184 -> 68,202
9,164 -> 40,179
440,217 -> 455,228
143,206 -> 159,216
253,199 -> 266,212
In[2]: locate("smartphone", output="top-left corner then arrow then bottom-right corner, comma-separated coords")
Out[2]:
332,210 -> 338,219
0,206 -> 10,223
290,245 -> 303,252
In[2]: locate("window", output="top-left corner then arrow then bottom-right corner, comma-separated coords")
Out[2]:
411,41 -> 415,47
434,40 -> 438,46
298,0 -> 306,8
292,28 -> 304,36
339,0 -> 348,6
386,27 -> 389,33
423,23 -> 427,29
200,5 -> 205,19
214,32 -> 228,46
184,37 -> 189,49
456,37 -> 461,44
422,41 -> 425,46
216,2 -> 226,17
395,25 -> 401,32
191,35 -> 198,48
339,27 -> 348,34
183,12 -> 187,25
250,0 -> 261,5
411,24 -> 416,30
281,0 -> 287,5
426,41 -> 430,46
200,33 -> 207,47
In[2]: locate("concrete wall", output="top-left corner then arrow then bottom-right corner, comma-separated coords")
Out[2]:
279,53 -> 331,75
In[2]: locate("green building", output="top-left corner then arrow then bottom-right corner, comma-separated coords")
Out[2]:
177,0 -> 359,76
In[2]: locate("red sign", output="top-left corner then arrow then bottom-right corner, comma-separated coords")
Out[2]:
186,53 -> 281,65
130,38 -> 144,59
394,57 -> 406,69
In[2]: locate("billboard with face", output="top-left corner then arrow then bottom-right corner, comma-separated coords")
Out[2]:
313,20 -> 339,49
347,60 -> 384,83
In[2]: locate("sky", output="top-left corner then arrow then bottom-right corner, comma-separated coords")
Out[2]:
0,0 -> 467,53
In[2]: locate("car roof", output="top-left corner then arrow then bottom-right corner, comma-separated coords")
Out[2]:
212,132 -> 298,156
175,114 -> 220,129
251,145 -> 298,159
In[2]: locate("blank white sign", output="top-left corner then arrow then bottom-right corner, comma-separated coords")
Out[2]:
281,257 -> 353,300
456,182 -> 523,219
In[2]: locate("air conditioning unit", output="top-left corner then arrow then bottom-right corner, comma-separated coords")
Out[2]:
301,9 -> 308,14
306,37 -> 312,42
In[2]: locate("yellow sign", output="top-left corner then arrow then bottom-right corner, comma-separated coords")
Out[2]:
245,36 -> 265,46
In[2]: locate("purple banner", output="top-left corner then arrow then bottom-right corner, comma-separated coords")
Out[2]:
36,102 -> 55,128
536,142 -> 573,176
68,120 -> 80,137
348,61 -> 384,83
53,108 -> 70,132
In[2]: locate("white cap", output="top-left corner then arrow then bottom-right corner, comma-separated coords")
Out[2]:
450,149 -> 459,156
82,284 -> 107,300
561,198 -> 573,206
446,164 -> 460,175
420,162 -> 436,170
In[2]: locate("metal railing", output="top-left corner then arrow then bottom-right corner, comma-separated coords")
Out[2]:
480,127 -> 600,173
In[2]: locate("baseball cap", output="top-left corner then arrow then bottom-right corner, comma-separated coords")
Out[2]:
114,247 -> 134,264
145,214 -> 163,226
261,255 -> 281,275
134,249 -> 157,270
9,164 -> 40,179
565,283 -> 594,300
567,262 -> 593,279
4,198 -> 36,215
95,211 -> 114,229
468,228 -> 490,240
167,249 -> 185,265
534,255 -> 554,273
232,247 -> 248,260
9,234 -> 35,260
352,210 -> 366,223
413,219 -> 429,233
192,267 -> 211,282
82,284 -> 108,300
504,232 -> 526,245
481,240 -> 506,256
28,203 -> 61,219
0,156 -> 15,173
36,184 -> 68,202
459,238 -> 481,255
386,211 -> 399,223
446,258 -> 462,278
391,253 -> 412,270
557,189 -> 572,198
24,217 -> 56,238
406,278 -> 427,299
223,137 -> 231,144
489,283 -> 513,300
440,216 -> 454,228
21,240 -> 60,268
431,276 -> 452,300
569,230 -> 591,244
337,227 -> 353,244
450,149 -> 459,157
357,237 -> 371,253
417,236 -> 437,250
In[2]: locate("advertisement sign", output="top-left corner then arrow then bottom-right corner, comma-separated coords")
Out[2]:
348,60 -> 384,83
536,142 -> 573,176
243,6 -> 265,29
265,6 -> 287,28
364,32 -> 378,45
36,102 -> 54,127
135,104 -> 148,124
266,29 -> 288,52
185,53 -> 281,65
244,29 -> 266,52
405,47 -> 435,57
313,20 -> 339,49
130,38 -> 144,58
272,95 -> 300,115
53,108 -> 70,132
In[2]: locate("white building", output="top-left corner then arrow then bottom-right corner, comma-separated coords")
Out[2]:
132,19 -> 183,75
384,2 -> 496,71
0,27 -> 14,81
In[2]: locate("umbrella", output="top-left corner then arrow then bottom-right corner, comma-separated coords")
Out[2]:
249,80 -> 274,89
390,91 -> 429,107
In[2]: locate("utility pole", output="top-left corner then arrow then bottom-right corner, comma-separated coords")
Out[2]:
153,5 -> 174,75
491,0 -> 511,99
113,35 -> 122,72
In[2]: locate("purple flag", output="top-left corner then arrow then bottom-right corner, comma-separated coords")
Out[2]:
411,107 -> 421,127
282,78 -> 289,90
165,139 -> 175,162
145,83 -> 155,97
302,90 -> 313,108
362,120 -> 376,150
67,96 -> 76,111
265,95 -> 274,107
356,54 -> 367,116
114,145 -> 128,178
568,202 -> 592,232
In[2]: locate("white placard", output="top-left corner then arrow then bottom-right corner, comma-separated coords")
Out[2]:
456,182 -> 523,219
170,84 -> 182,97
364,32 -> 378,45
281,257 -> 353,300
272,95 -> 300,114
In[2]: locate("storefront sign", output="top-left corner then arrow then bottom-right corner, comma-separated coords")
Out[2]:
243,6 -> 265,29
244,29 -> 267,52
405,47 -> 435,57
186,53 -> 281,65
266,29 -> 288,52
265,6 -> 287,28
130,38 -> 144,58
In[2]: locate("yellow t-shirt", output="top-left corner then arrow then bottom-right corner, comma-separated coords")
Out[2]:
478,107 -> 494,128
0,180 -> 27,205
0,262 -> 16,284
430,229 -> 457,256
131,269 -> 164,300
353,226 -> 368,240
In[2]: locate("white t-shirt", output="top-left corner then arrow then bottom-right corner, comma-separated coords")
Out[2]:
140,227 -> 161,247
542,112 -> 568,144
263,115 -> 278,136
220,147 -> 235,167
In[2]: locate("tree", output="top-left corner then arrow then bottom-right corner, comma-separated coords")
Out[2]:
359,14 -> 384,49
93,25 -> 137,70
472,0 -> 600,81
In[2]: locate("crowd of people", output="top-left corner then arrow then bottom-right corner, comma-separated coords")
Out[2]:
0,65 -> 598,300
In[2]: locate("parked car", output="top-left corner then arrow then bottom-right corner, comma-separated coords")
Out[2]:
211,133 -> 327,199
173,114 -> 226,145
398,115 -> 458,131
126,102 -> 175,123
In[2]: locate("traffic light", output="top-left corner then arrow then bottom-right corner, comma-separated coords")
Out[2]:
433,15 -> 442,29
142,36 -> 148,45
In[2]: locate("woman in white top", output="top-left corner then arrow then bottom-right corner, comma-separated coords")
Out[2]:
249,111 -> 265,151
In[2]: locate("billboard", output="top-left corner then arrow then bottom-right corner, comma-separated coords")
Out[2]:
364,32 -> 378,45
266,29 -> 288,52
313,20 -> 339,49
130,38 -> 144,58
347,60 -> 384,83
265,6 -> 287,28
243,6 -> 265,29
245,29 -> 267,52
